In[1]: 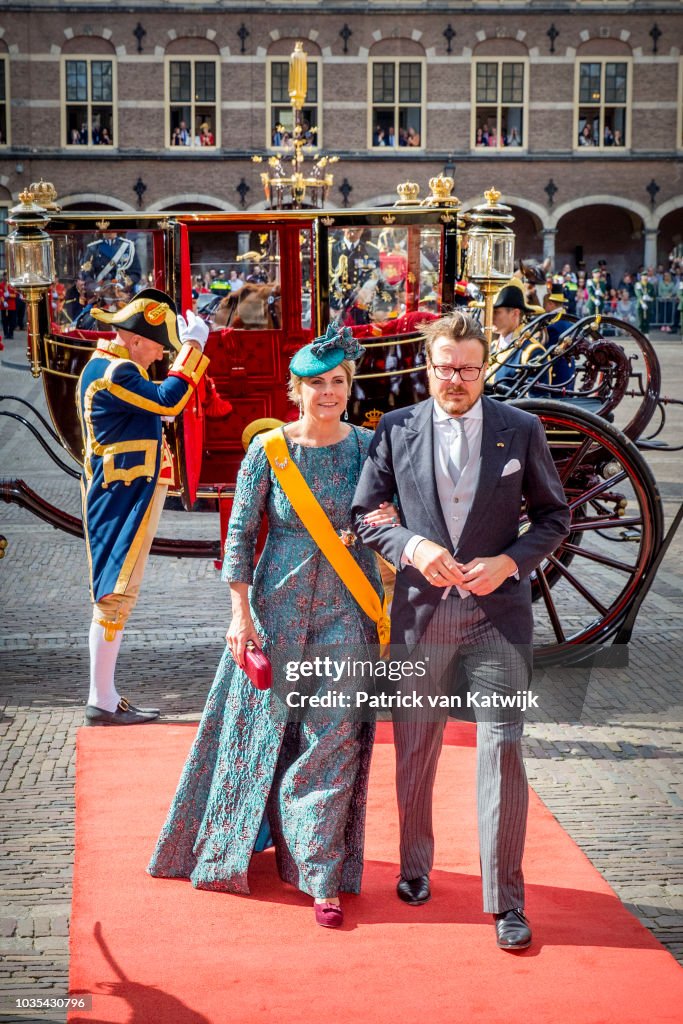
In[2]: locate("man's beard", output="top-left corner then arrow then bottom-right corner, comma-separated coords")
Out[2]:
431,384 -> 481,416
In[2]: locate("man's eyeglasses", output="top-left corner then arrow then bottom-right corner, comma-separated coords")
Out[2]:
431,364 -> 484,382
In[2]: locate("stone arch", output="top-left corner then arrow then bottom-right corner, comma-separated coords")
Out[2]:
472,37 -> 529,56
58,194 -> 135,212
656,203 -> 683,265
368,38 -> 425,58
147,194 -> 238,213
266,35 -> 322,57
575,36 -> 633,57
165,36 -> 219,57
62,35 -> 116,56
551,194 -> 653,231
554,200 -> 646,280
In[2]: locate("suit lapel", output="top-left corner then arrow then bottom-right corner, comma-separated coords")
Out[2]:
456,397 -> 515,553
403,398 -> 452,549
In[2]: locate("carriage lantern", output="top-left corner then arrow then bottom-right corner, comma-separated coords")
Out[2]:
465,187 -> 515,346
7,188 -> 55,377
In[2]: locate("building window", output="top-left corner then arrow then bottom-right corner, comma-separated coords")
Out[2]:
0,58 -> 8,147
167,58 -> 219,148
63,58 -> 115,146
268,59 -> 320,148
472,60 -> 527,149
576,60 -> 629,149
370,60 -> 424,149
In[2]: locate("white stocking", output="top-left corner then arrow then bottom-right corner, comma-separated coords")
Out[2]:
88,620 -> 123,712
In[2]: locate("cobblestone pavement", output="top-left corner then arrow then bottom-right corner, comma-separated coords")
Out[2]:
0,329 -> 681,1020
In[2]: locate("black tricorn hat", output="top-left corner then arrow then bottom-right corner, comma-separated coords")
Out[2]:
91,287 -> 180,349
493,283 -> 531,312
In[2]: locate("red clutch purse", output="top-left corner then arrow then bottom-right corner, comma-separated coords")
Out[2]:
244,641 -> 272,691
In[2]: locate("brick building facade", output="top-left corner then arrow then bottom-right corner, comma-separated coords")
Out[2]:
1,1 -> 682,278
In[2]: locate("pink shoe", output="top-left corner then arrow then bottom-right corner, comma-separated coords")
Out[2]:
314,902 -> 343,928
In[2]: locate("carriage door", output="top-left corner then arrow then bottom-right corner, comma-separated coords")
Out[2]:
174,219 -> 315,508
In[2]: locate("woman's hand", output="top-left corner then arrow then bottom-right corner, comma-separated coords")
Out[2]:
363,501 -> 400,527
226,583 -> 260,668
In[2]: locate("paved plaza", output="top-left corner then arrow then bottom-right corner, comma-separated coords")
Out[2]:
0,328 -> 681,1020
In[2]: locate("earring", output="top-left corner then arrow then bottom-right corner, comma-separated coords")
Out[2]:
342,408 -> 349,422
298,403 -> 303,420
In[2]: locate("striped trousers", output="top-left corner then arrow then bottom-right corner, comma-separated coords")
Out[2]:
394,593 -> 529,914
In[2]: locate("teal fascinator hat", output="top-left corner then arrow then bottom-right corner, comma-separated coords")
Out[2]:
290,322 -> 365,377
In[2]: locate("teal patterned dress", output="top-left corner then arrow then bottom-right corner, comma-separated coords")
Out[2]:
148,426 -> 381,899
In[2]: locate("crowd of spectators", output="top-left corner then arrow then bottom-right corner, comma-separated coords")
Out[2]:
578,121 -> 624,147
372,125 -> 421,147
68,123 -> 113,145
474,123 -> 522,147
549,253 -> 683,335
170,120 -> 216,147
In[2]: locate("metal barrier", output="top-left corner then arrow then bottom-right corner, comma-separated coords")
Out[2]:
651,298 -> 678,330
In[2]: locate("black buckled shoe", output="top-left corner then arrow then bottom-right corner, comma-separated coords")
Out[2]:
494,908 -> 532,950
397,875 -> 431,906
85,697 -> 160,726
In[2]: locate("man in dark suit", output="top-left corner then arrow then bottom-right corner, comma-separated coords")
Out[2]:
353,310 -> 570,949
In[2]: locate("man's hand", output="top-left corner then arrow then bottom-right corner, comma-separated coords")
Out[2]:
413,539 -> 466,588
177,309 -> 209,351
457,554 -> 518,595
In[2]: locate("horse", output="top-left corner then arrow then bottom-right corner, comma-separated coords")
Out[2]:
212,282 -> 282,330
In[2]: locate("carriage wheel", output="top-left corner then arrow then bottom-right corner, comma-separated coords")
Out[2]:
512,400 -> 663,664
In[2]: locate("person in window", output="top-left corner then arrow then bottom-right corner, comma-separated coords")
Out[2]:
480,122 -> 490,145
79,122 -> 89,145
199,122 -> 215,146
604,124 -> 615,146
272,123 -> 284,146
80,228 -> 142,296
69,128 -> 82,145
613,129 -> 624,146
406,126 -> 420,147
506,127 -> 522,147
475,127 -> 485,147
398,127 -> 408,146
177,120 -> 191,146
387,125 -> 396,147
99,127 -> 112,145
373,125 -> 386,146
487,127 -> 498,147
579,124 -> 594,146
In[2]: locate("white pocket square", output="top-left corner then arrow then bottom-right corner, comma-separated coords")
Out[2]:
501,458 -> 521,477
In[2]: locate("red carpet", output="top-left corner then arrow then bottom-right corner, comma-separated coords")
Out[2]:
69,722 -> 683,1024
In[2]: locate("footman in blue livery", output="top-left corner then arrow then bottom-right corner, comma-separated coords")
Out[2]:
77,288 -> 210,725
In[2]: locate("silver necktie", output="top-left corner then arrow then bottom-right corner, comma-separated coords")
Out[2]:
447,417 -> 469,485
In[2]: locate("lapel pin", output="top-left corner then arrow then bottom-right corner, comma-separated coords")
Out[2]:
497,442 -> 505,448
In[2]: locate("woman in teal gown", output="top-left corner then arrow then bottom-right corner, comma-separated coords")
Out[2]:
148,327 -> 394,927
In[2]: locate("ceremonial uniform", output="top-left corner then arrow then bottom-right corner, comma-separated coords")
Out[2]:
78,339 -> 208,612
586,269 -> 607,317
634,275 -> 657,335
77,288 -> 210,725
80,233 -> 142,288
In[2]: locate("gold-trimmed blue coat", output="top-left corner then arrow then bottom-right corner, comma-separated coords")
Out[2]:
77,338 -> 209,601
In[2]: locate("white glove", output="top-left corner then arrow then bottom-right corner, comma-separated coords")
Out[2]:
177,309 -> 209,351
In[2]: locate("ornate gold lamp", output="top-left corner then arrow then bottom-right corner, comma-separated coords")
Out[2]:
6,188 -> 55,377
254,41 -> 337,209
464,187 -> 515,345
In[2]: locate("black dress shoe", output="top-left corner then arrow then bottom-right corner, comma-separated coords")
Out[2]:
118,695 -> 160,715
397,875 -> 431,905
85,698 -> 160,727
494,908 -> 532,950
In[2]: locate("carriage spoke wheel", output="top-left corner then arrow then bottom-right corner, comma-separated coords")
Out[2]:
512,400 -> 663,665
